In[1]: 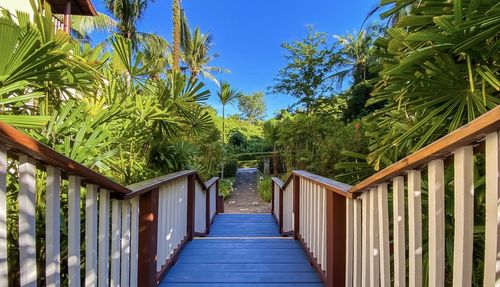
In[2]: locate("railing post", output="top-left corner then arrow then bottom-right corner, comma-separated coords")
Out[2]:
326,190 -> 346,287
138,188 -> 159,287
187,174 -> 195,240
205,184 -> 211,235
293,174 -> 300,239
271,181 -> 275,216
278,186 -> 284,234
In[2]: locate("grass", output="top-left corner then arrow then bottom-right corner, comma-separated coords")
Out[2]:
258,175 -> 272,202
219,177 -> 234,199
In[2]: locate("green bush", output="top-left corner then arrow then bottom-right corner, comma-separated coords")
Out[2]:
219,178 -> 234,199
223,158 -> 238,178
258,176 -> 272,202
238,160 -> 258,168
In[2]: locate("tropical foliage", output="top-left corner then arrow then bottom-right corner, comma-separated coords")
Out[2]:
266,1 -> 498,285
0,1 -> 224,283
237,92 -> 266,123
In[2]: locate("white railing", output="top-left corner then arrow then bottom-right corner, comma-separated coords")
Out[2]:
0,147 -> 139,287
282,179 -> 294,233
194,179 -> 207,234
271,106 -> 500,287
0,121 -> 220,287
272,181 -> 280,221
344,106 -> 500,287
156,178 -> 188,273
298,176 -> 327,273
206,179 -> 218,223
271,171 -> 352,286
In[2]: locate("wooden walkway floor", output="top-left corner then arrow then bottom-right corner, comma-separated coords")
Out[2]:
160,214 -> 323,286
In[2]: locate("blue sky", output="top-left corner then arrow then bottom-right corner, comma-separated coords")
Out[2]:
91,0 -> 381,118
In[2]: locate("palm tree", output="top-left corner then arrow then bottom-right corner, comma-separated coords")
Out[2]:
367,0 -> 500,169
72,0 -> 169,54
217,81 -> 241,178
104,0 -> 149,43
332,26 -> 381,86
180,14 -> 229,85
172,0 -> 181,71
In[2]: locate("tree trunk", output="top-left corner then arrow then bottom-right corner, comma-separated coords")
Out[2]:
272,148 -> 279,176
172,0 -> 181,71
221,105 -> 225,179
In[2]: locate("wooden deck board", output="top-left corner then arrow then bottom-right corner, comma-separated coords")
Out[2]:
160,214 -> 323,286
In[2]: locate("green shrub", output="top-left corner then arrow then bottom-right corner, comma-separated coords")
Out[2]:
258,176 -> 272,202
219,178 -> 234,199
238,160 -> 258,168
223,158 -> 238,178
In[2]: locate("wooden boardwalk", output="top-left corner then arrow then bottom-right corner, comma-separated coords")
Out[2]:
160,214 -> 323,286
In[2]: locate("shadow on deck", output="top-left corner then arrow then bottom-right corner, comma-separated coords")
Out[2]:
159,214 -> 324,286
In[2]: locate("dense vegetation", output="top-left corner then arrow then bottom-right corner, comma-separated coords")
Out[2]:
0,0 -> 498,285
266,0 -> 499,285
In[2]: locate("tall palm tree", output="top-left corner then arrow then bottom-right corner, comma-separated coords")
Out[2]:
180,14 -> 229,85
172,0 -> 181,71
105,0 -> 149,43
217,81 -> 241,178
332,26 -> 381,86
72,0 -> 169,54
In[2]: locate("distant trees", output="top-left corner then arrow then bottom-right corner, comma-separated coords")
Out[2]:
217,81 -> 242,178
268,26 -> 339,113
237,92 -> 266,123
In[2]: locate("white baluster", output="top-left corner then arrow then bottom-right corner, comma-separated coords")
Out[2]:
484,132 -> 500,287
369,188 -> 379,286
121,201 -> 131,287
453,146 -> 474,287
98,190 -> 110,287
353,198 -> 362,286
428,160 -> 445,287
130,197 -> 139,287
0,145 -> 7,283
68,176 -> 81,287
393,176 -> 406,287
111,200 -> 121,286
46,167 -> 61,287
378,183 -> 390,287
408,170 -> 422,287
85,184 -> 98,287
18,155 -> 37,287
346,198 -> 354,287
361,192 -> 370,287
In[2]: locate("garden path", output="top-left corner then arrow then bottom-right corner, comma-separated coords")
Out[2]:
224,168 -> 271,213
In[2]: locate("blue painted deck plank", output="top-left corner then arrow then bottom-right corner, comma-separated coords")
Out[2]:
160,214 -> 324,286
184,242 -> 300,249
180,248 -> 307,256
168,263 -> 315,273
178,255 -> 308,264
208,214 -> 281,237
163,272 -> 322,283
160,284 -> 325,287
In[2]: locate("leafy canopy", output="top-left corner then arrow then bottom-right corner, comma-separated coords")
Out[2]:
237,92 -> 267,123
269,25 -> 340,113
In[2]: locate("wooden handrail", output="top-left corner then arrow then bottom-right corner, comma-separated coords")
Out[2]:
204,177 -> 219,189
124,170 -> 197,199
349,105 -> 500,195
271,177 -> 284,189
0,120 -> 216,199
279,170 -> 353,198
294,170 -> 352,197
0,121 -> 130,194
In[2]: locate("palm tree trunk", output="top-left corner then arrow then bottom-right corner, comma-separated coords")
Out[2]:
221,105 -> 225,179
172,0 -> 181,71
